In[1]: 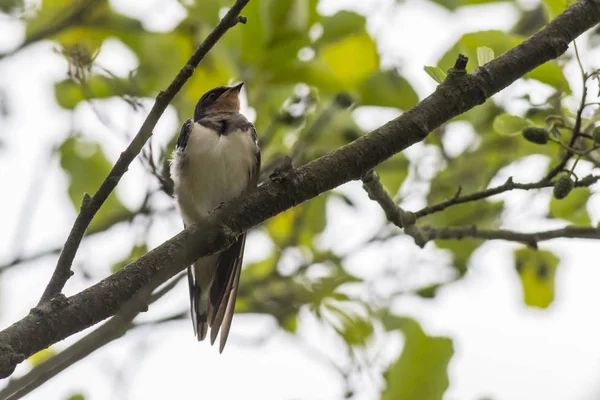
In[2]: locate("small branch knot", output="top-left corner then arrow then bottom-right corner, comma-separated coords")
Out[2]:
453,53 -> 468,70
50,294 -> 69,310
269,156 -> 295,183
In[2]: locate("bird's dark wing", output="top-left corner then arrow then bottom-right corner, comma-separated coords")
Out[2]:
207,124 -> 261,352
176,118 -> 193,151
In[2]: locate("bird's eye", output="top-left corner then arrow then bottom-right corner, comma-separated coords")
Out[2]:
207,93 -> 217,100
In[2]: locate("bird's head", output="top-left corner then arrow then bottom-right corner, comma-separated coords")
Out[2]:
194,82 -> 244,120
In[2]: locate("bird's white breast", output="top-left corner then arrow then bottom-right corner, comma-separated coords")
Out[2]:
171,122 -> 256,225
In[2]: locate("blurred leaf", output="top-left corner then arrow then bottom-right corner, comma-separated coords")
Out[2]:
438,30 -> 571,93
261,0 -> 314,42
549,187 -> 591,226
357,70 -> 418,110
182,0 -> 225,25
382,316 -> 453,400
428,0 -> 509,11
541,0 -> 572,20
327,304 -> 373,347
26,0 -> 86,40
476,46 -> 494,65
527,62 -> 572,94
320,32 -> 379,89
67,394 -> 85,400
265,194 -> 328,246
514,248 -> 560,308
493,113 -> 532,136
436,240 -> 480,275
28,347 -> 57,367
54,75 -> 140,109
309,265 -> 361,306
282,314 -> 298,333
111,244 -> 147,273
415,282 -> 447,298
424,66 -> 446,84
376,154 -> 410,196
0,0 -> 23,14
318,10 -> 365,44
244,254 -> 278,280
59,137 -> 130,233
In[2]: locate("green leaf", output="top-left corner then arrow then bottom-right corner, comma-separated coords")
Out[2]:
58,137 -> 130,234
424,66 -> 446,84
476,46 -> 494,66
438,30 -> 571,93
67,394 -> 86,400
265,194 -> 328,247
111,244 -> 148,273
375,154 -> 410,196
54,75 -> 141,109
427,0 -> 507,11
514,248 -> 560,308
318,11 -> 366,45
356,70 -> 418,110
549,187 -> 591,225
282,315 -> 298,333
435,239 -> 480,275
261,0 -> 315,42
0,0 -> 23,14
541,0 -> 572,20
382,316 -> 453,400
327,306 -> 373,347
493,113 -> 532,136
26,0 -> 82,40
244,254 -> 278,280
309,265 -> 361,305
320,32 -> 379,89
526,62 -> 571,94
28,348 -> 57,367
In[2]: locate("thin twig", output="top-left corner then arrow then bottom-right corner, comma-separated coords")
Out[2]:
362,169 -> 599,249
361,170 -> 426,246
542,40 -> 589,182
418,225 -> 600,248
0,0 -> 95,60
37,0 -> 251,306
0,205 -> 175,273
414,174 -> 600,219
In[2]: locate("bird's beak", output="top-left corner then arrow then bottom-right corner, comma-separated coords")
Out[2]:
229,82 -> 244,93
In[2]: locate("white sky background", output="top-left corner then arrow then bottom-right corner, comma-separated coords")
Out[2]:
1,0 -> 600,399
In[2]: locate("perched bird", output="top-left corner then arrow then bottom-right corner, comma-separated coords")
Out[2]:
170,82 -> 260,352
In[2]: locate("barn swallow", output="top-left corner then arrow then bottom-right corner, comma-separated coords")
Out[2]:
170,82 -> 261,352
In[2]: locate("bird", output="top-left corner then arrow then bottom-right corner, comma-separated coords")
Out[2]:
170,82 -> 260,352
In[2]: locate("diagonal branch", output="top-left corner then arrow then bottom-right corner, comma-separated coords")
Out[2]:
37,0 -> 251,306
0,0 -> 598,380
0,273 -> 185,400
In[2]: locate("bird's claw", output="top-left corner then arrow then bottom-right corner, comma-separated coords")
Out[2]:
210,202 -> 227,215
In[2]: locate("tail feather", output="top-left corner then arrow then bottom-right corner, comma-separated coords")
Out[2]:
188,266 -> 210,342
188,235 -> 246,351
197,319 -> 208,341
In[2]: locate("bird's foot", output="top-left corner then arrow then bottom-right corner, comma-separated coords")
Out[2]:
210,202 -> 227,215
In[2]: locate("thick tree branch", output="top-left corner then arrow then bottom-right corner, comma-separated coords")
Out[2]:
0,0 -> 598,380
0,274 -> 185,400
38,0 -> 251,306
